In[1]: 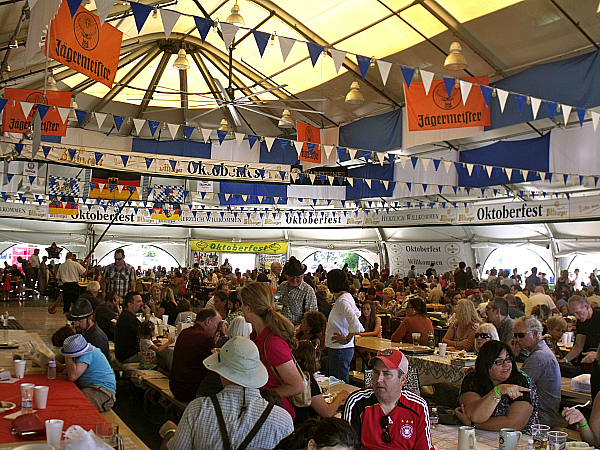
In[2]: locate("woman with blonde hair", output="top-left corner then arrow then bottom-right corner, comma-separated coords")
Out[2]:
148,283 -> 178,326
240,281 -> 303,419
473,323 -> 499,353
442,299 -> 481,351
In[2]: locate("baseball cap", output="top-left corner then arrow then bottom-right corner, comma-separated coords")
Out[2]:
368,348 -> 409,374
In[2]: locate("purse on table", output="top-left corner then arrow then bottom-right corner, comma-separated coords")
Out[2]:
12,413 -> 46,438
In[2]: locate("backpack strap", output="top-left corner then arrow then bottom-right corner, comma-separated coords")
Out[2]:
209,394 -> 232,450
237,402 -> 274,450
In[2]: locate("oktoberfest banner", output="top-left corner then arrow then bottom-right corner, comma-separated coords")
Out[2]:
297,121 -> 321,164
190,239 -> 288,254
2,89 -> 71,136
405,76 -> 491,132
48,1 -> 122,88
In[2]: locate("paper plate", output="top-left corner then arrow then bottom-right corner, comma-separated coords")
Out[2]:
0,401 -> 16,413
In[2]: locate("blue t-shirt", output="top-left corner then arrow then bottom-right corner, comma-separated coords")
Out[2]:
74,346 -> 116,393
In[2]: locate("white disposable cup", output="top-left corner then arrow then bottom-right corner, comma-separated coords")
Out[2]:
35,385 -> 49,409
562,333 -> 570,346
162,315 -> 169,326
14,359 -> 26,379
45,419 -> 64,449
20,382 -> 35,398
439,342 -> 448,357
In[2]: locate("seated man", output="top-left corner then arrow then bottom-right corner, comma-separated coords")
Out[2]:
169,308 -> 223,402
94,292 -> 120,342
77,281 -> 102,310
60,333 -> 116,412
343,349 -> 434,450
67,298 -> 110,360
160,336 -> 293,450
114,291 -> 149,363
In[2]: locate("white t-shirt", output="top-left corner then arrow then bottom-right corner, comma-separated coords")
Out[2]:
325,292 -> 364,349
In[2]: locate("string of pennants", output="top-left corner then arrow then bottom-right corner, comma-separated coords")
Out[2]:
2,140 -> 600,200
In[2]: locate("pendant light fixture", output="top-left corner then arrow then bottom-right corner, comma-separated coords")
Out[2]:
345,81 -> 364,105
443,42 -> 468,71
278,109 -> 294,128
173,49 -> 190,70
218,118 -> 230,132
226,1 -> 245,26
45,75 -> 59,91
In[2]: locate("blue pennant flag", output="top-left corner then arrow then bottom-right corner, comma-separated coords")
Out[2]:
109,184 -> 116,193
576,108 -> 586,126
148,120 -> 160,136
356,55 -> 370,80
145,158 -> 153,169
3,192 -> 11,201
66,0 -> 83,18
442,77 -> 455,98
306,142 -> 316,157
252,30 -> 270,57
0,98 -> 7,115
337,177 -> 344,185
453,186 -> 458,194
193,16 -> 213,42
75,110 -> 88,127
465,187 -> 471,195
130,1 -> 153,33
248,135 -> 258,148
90,182 -> 97,190
433,159 -> 441,171
411,157 -> 418,168
147,188 -> 153,196
113,115 -> 125,131
14,143 -> 23,155
319,175 -> 326,184
422,184 -> 427,193
298,174 -> 305,183
182,125 -> 194,140
547,102 -> 557,121
514,94 -> 526,115
129,186 -> 136,194
29,176 -> 36,185
279,171 -> 286,181
479,85 -> 493,108
67,149 -> 76,160
206,212 -> 211,218
121,155 -> 129,167
95,152 -> 103,164
564,174 -> 569,184
169,160 -> 177,171
42,146 -> 51,158
307,42 -> 323,67
36,104 -> 51,121
258,169 -> 265,178
580,175 -> 584,185
406,183 -> 412,191
545,173 -> 553,182
481,189 -> 486,197
191,161 -> 199,172
400,66 -> 415,90
336,147 -> 346,160
595,177 -> 599,187
217,129 -> 227,144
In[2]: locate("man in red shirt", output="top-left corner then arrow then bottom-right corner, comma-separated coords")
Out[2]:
343,349 -> 434,450
381,264 -> 390,283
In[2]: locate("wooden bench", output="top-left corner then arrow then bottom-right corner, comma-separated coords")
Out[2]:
143,377 -> 189,420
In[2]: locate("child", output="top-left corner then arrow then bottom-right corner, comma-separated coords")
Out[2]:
139,320 -> 174,370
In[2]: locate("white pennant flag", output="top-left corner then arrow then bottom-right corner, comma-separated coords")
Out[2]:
539,172 -> 545,181
220,23 -> 239,49
399,155 -> 408,169
205,193 -> 213,200
133,118 -> 145,134
234,132 -> 244,144
348,148 -> 357,159
592,111 -> 600,132
486,165 -> 493,177
279,36 -> 295,62
383,180 -> 389,189
459,80 -> 472,106
274,197 -> 279,203
293,141 -> 303,156
347,178 -> 354,187
95,112 -> 107,129
531,97 -> 542,119
117,184 -> 124,193
505,168 -> 513,180
327,176 -> 334,184
522,170 -> 529,181
96,0 -> 113,25
420,70 -> 435,95
444,161 -> 452,173
466,163 -> 473,176
57,107 -> 69,123
329,49 -> 346,74
201,128 -> 212,143
377,60 -> 392,86
377,152 -> 385,166
161,9 -> 180,40
497,89 -> 509,113
167,123 -> 179,139
364,178 -> 372,188
265,137 -> 275,151
98,183 -> 105,192
224,193 -> 231,201
241,194 -> 247,201
421,158 -> 430,171
323,144 -> 334,158
290,172 -> 298,182
561,104 -> 572,126
27,0 -> 38,8
308,174 -> 316,183
20,101 -> 35,118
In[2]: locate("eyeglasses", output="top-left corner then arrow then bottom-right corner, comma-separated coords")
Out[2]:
380,416 -> 392,444
513,332 -> 528,339
493,357 -> 513,366
115,257 -> 123,261
474,333 -> 491,339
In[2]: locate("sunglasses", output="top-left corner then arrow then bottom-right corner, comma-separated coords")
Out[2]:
115,257 -> 123,261
513,332 -> 528,339
493,357 -> 512,366
474,333 -> 491,339
380,416 -> 392,444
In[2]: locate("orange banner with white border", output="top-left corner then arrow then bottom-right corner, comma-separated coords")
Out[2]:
2,89 -> 71,136
297,121 -> 322,164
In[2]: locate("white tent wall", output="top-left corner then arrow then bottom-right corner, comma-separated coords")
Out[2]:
291,246 -> 379,268
472,242 -> 555,278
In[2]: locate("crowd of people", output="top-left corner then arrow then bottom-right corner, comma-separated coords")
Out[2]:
17,247 -> 600,449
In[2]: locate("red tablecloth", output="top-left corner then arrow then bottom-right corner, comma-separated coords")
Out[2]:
0,373 -> 107,443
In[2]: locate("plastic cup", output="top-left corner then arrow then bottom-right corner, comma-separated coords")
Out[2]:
562,333 -> 570,346
45,419 -> 64,449
162,315 -> 169,326
412,332 -> 421,346
439,342 -> 448,357
35,385 -> 49,409
14,359 -> 26,379
548,431 -> 567,450
532,424 -> 550,450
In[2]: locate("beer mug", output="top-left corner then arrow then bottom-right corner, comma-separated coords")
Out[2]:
499,428 -> 522,450
96,422 -> 124,450
458,426 -> 476,450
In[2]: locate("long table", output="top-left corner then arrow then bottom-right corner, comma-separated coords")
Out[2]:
431,424 -> 503,449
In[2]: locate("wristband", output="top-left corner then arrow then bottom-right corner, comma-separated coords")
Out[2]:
455,341 -> 458,348
564,357 -> 569,363
145,313 -> 151,317
580,420 -> 588,428
163,428 -> 176,438
494,386 -> 502,398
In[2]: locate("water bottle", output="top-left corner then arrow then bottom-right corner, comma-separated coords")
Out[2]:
430,407 -> 439,429
427,331 -> 435,349
21,388 -> 33,414
47,358 -> 56,380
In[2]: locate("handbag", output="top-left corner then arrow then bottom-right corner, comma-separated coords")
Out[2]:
263,332 -> 312,408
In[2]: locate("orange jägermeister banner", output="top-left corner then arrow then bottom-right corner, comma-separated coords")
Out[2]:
47,1 -> 122,88
2,88 -> 71,136
296,121 -> 321,164
405,76 -> 490,131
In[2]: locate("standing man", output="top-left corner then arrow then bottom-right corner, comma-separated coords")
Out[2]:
114,291 -> 149,363
526,286 -> 559,315
276,256 -> 317,326
28,249 -> 40,290
525,267 -> 541,288
102,248 -> 136,300
407,265 -> 417,280
68,298 -> 110,360
380,264 -> 390,283
57,252 -> 87,314
268,261 -> 282,290
512,316 -> 561,426
370,263 -> 380,281
486,297 -> 515,344
343,349 -> 433,450
455,261 -> 468,290
425,263 -> 436,279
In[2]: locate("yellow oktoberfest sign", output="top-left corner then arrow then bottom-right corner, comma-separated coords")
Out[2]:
190,239 -> 287,254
